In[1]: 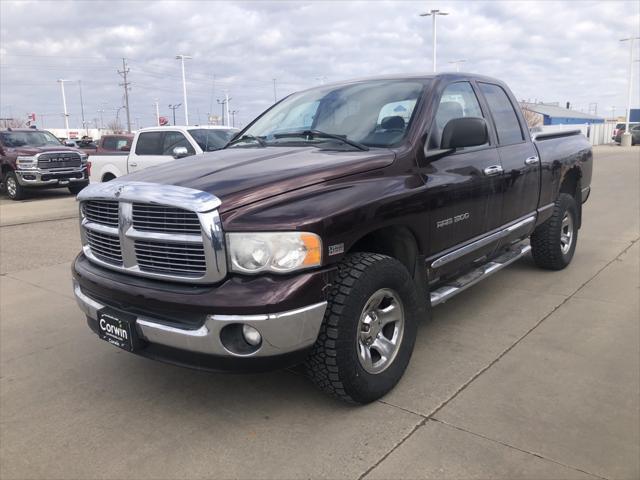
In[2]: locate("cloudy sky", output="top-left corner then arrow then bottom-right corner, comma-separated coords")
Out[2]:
1,0 -> 639,130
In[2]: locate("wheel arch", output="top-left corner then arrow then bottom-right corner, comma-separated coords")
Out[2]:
559,166 -> 582,228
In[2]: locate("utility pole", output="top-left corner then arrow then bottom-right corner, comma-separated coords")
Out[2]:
78,80 -> 87,135
273,78 -> 277,103
168,104 -> 181,126
448,59 -> 466,72
620,36 -> 639,146
118,58 -> 132,133
231,110 -> 238,127
57,79 -> 70,138
97,106 -> 105,129
225,92 -> 231,128
176,54 -> 192,125
217,98 -> 227,126
154,99 -> 160,126
420,9 -> 449,72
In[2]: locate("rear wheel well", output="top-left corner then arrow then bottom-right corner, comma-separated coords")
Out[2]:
559,167 -> 582,227
348,226 -> 419,276
102,172 -> 116,182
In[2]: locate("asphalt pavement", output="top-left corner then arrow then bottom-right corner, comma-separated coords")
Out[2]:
0,145 -> 638,479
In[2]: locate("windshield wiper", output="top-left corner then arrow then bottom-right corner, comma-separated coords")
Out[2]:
226,134 -> 266,148
273,130 -> 369,151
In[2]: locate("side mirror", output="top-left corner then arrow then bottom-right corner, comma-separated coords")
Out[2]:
119,145 -> 131,152
441,117 -> 488,149
172,146 -> 189,159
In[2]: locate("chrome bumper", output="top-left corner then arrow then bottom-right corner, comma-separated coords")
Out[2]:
15,167 -> 87,186
73,281 -> 327,358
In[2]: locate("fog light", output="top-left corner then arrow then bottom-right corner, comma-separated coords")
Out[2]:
242,324 -> 262,346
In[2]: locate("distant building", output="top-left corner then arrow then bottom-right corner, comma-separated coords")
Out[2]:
520,102 -> 604,125
630,108 -> 640,123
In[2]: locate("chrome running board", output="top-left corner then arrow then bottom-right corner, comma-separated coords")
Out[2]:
430,243 -> 532,307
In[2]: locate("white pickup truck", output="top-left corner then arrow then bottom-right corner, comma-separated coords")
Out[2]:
89,125 -> 238,182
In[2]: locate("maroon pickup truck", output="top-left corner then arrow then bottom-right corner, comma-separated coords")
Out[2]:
1,128 -> 89,200
73,74 -> 592,403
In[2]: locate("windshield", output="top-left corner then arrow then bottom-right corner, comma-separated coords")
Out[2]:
232,79 -> 430,149
189,129 -> 237,152
0,130 -> 62,148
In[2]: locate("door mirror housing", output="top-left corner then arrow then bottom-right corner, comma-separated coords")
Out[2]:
441,117 -> 488,149
172,146 -> 189,159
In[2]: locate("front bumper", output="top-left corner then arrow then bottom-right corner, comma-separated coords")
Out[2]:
15,167 -> 88,187
73,279 -> 327,371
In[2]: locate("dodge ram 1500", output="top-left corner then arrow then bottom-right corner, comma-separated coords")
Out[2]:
73,74 -> 592,403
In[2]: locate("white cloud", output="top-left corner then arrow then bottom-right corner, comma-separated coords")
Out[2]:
1,0 -> 638,128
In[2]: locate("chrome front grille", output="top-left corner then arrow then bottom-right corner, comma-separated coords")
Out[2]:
83,200 -> 119,226
132,203 -> 201,234
38,152 -> 82,169
135,240 -> 207,276
85,230 -> 122,265
77,182 -> 226,284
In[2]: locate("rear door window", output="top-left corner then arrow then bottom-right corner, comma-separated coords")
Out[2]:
135,132 -> 164,155
478,83 -> 525,145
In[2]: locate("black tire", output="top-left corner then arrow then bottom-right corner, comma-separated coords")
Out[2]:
305,252 -> 420,404
68,182 -> 88,195
4,171 -> 26,200
530,193 -> 578,270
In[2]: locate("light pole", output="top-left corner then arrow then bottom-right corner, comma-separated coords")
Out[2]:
168,104 -> 181,126
217,98 -> 226,125
176,54 -> 192,125
231,110 -> 238,128
57,79 -> 71,138
448,59 -> 467,72
154,99 -> 160,126
420,9 -> 449,73
619,36 -> 639,146
78,80 -> 87,135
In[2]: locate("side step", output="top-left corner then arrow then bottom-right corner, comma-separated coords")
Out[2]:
430,243 -> 532,307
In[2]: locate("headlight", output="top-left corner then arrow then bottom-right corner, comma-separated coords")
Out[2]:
227,232 -> 322,274
16,156 -> 37,170
80,153 -> 88,163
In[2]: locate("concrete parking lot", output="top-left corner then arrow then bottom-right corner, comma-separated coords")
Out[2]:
1,145 -> 638,480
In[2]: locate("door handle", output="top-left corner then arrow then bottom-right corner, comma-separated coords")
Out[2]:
524,156 -> 539,165
129,162 -> 137,167
483,165 -> 503,176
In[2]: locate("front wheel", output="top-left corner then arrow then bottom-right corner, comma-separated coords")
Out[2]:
4,171 -> 26,200
305,253 -> 420,404
530,193 -> 578,270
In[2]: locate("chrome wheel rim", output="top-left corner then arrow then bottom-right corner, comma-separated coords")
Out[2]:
560,212 -> 574,255
356,288 -> 405,375
6,177 -> 17,197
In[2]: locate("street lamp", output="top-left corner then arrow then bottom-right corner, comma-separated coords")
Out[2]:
619,36 -> 639,146
57,79 -> 71,138
420,9 -> 449,73
176,54 -> 192,125
448,59 -> 467,72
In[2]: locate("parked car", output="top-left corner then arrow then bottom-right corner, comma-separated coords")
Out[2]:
92,134 -> 134,155
65,137 -> 98,152
614,124 -> 640,145
89,126 -> 238,182
73,74 -> 592,403
0,128 -> 89,200
612,122 -> 639,141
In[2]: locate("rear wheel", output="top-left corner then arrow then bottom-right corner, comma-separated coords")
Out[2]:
530,193 -> 578,270
305,253 -> 420,404
5,171 -> 26,200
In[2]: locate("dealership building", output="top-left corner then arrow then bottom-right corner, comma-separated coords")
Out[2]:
520,102 -> 605,125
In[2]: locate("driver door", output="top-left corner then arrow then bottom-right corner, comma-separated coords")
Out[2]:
419,81 -> 504,278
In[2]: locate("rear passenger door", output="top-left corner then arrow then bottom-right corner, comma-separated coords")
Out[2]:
478,82 -> 540,225
128,131 -> 196,173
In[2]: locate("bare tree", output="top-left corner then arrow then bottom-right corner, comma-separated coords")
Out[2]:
106,120 -> 123,132
0,118 -> 26,128
519,103 -> 542,128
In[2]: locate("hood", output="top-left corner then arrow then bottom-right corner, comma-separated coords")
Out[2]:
122,146 -> 395,213
6,145 -> 82,156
